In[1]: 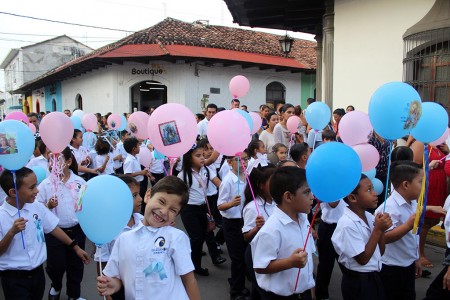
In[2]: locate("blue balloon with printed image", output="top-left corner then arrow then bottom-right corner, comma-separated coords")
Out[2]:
0,120 -> 35,170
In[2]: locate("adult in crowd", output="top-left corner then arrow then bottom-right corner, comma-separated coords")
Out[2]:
64,109 -> 72,117
346,105 -> 355,113
273,104 -> 297,148
259,105 -> 270,130
28,112 -> 40,132
332,108 -> 346,139
259,112 -> 279,154
197,103 -> 217,140
230,99 -> 240,109
294,105 -> 307,143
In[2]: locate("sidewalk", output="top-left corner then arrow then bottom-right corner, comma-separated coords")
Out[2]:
428,224 -> 447,248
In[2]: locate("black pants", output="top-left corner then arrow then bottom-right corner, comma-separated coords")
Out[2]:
139,176 -> 148,214
150,172 -> 165,185
223,217 -> 246,295
245,244 -> 262,300
45,224 -> 86,298
340,264 -> 385,300
424,264 -> 450,300
259,289 -> 312,300
0,265 -> 45,300
380,263 -> 415,300
315,222 -> 338,300
180,204 -> 208,270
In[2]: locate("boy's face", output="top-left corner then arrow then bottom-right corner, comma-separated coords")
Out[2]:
230,153 -> 248,173
130,184 -> 142,213
143,192 -> 182,228
405,170 -> 423,201
289,183 -> 314,214
14,173 -> 39,204
203,144 -> 213,159
132,145 -> 140,155
351,178 -> 378,209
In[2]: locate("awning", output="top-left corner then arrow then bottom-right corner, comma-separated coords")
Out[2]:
8,105 -> 23,109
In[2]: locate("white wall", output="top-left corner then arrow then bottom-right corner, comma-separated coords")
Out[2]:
333,0 -> 434,112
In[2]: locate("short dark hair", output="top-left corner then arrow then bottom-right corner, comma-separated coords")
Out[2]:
116,174 -> 139,187
0,167 -> 35,196
270,167 -> 308,205
343,174 -> 368,203
217,107 -> 226,112
38,140 -> 47,155
346,105 -> 355,111
206,103 -> 218,110
333,108 -> 346,117
70,129 -> 82,145
290,143 -> 309,163
322,129 -> 336,141
150,176 -> 189,212
391,146 -> 414,162
241,105 -> 247,110
306,98 -> 316,105
195,113 -> 205,121
123,137 -> 139,154
390,160 -> 422,189
231,99 -> 240,104
27,112 -> 39,119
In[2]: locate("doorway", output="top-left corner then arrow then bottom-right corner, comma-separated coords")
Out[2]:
130,80 -> 167,112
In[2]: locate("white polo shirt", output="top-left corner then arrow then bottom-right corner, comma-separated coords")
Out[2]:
70,145 -> 90,176
332,207 -> 382,272
37,171 -> 86,228
177,168 -> 208,206
0,200 -> 59,270
320,200 -> 346,225
197,118 -> 209,139
112,147 -> 123,170
26,155 -> 50,177
242,197 -> 276,233
251,207 -> 315,295
124,155 -> 144,182
95,213 -> 143,262
218,171 -> 246,219
95,154 -> 115,175
103,224 -> 194,300
375,190 -> 419,267
206,165 -> 219,196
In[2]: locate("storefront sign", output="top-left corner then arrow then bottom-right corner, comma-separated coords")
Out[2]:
132,64 -> 166,75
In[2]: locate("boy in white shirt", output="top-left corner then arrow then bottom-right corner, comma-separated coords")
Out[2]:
97,176 -> 200,300
26,140 -> 50,178
251,167 -> 315,299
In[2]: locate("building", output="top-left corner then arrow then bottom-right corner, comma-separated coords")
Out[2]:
0,35 -> 93,114
14,18 -> 316,114
225,0 -> 449,113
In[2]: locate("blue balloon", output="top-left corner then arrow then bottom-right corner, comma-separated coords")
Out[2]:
306,142 -> 362,202
362,168 -> 376,180
234,109 -> 253,133
369,82 -> 422,140
0,120 -> 35,170
77,175 -> 133,245
410,102 -> 448,144
31,166 -> 47,184
82,132 -> 97,151
305,102 -> 331,130
117,115 -> 127,131
372,178 -> 384,196
70,116 -> 82,130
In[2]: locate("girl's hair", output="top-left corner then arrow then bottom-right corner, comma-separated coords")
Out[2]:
294,105 -> 302,116
333,108 -> 346,116
70,129 -> 82,145
61,146 -> 79,175
267,112 -> 277,122
181,144 -> 207,188
259,104 -> 269,111
243,164 -> 276,214
247,139 -> 263,157
197,138 -> 210,149
272,143 -> 287,153
390,160 -> 421,189
343,174 -> 368,203
280,103 -> 294,114
95,137 -> 111,155
195,113 -> 205,121
391,146 -> 414,162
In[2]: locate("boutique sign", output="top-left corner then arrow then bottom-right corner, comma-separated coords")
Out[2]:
131,64 -> 166,75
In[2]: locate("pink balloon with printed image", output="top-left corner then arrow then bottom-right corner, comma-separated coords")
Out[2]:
5,111 -> 29,124
129,111 -> 149,140
82,113 -> 97,132
107,113 -> 122,130
229,75 -> 250,98
40,112 -> 74,153
249,112 -> 262,134
287,116 -> 301,134
353,143 -> 380,172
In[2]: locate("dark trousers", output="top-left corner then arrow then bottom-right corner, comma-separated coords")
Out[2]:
180,204 -> 207,269
315,222 -> 338,300
340,264 -> 385,300
424,265 -> 450,300
380,263 -> 415,300
45,224 -> 86,298
245,244 -> 262,300
139,176 -> 148,214
223,217 -> 246,295
259,289 -> 312,300
0,265 -> 45,300
150,172 -> 165,185
205,194 -> 222,259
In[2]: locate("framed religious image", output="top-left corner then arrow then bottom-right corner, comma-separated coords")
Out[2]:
159,121 -> 181,146
0,133 -> 18,155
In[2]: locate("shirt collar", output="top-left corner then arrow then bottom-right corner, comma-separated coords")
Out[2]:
343,207 -> 370,229
273,206 -> 307,225
2,199 -> 31,216
229,170 -> 244,183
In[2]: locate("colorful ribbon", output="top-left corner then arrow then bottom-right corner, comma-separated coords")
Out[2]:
143,261 -> 168,280
12,171 -> 26,249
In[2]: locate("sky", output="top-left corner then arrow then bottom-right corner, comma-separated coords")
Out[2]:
0,0 -> 315,92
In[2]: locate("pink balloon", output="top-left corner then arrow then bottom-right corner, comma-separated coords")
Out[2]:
229,75 -> 250,98
287,116 -> 301,134
107,113 -> 122,130
430,128 -> 449,146
28,123 -> 36,134
207,110 -> 251,156
137,147 -> 153,168
353,143 -> 380,172
40,112 -> 74,153
339,111 -> 373,146
5,111 -> 29,124
82,113 -> 98,132
249,112 -> 262,134
148,104 -> 197,157
129,112 -> 150,140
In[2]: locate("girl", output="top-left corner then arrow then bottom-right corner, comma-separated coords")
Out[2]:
332,108 -> 346,139
95,137 -> 115,175
259,112 -> 279,154
246,139 -> 266,174
37,147 -> 87,300
267,143 -> 287,166
273,103 -> 297,147
295,105 -> 308,143
70,129 -> 98,181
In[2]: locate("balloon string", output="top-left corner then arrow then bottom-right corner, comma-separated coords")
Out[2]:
97,244 -> 107,300
51,153 -> 58,215
293,200 -> 321,292
162,159 -> 169,176
418,144 -> 430,234
12,171 -> 26,249
168,157 -> 177,176
287,133 -> 295,158
237,156 -> 240,195
382,141 -> 393,213
239,154 -> 260,216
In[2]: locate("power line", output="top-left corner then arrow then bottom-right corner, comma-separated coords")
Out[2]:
0,31 -> 119,39
0,37 -> 119,44
0,11 -> 134,33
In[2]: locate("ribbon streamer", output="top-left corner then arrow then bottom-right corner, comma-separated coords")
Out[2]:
12,171 -> 26,249
382,141 -> 393,213
239,154 -> 261,217
414,144 -> 430,235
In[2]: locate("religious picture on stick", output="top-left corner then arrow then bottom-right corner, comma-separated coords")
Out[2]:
159,121 -> 181,146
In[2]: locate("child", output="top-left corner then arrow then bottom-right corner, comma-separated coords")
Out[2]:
37,147 -> 89,300
218,151 -> 249,300
97,176 -> 200,300
0,167 -> 90,300
331,174 -> 392,300
26,140 -> 50,178
70,129 -> 98,180
111,136 -> 125,175
123,137 -> 149,203
321,129 -> 336,143
289,143 -> 311,169
267,143 -> 287,166
251,167 -> 315,299
95,137 -> 115,175
375,161 -> 446,300
247,140 -> 267,174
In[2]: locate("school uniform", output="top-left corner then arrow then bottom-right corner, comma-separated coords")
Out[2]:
37,171 -> 87,299
103,224 -> 194,300
204,165 -> 223,259
69,145 -> 90,178
315,200 -> 346,300
251,207 -> 315,299
218,171 -> 247,297
0,200 -> 59,300
124,154 -> 147,207
149,155 -> 165,184
375,190 -> 418,300
112,146 -> 124,174
26,155 -> 50,177
331,207 -> 385,300
95,154 -> 115,175
197,118 -> 209,139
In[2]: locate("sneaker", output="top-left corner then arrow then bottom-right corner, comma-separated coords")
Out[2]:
194,267 -> 209,276
212,255 -> 227,265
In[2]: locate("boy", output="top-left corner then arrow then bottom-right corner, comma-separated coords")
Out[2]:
251,167 -> 315,299
26,140 -> 50,178
289,143 -> 311,169
218,151 -> 249,300
123,137 -> 149,206
0,167 -> 90,300
97,176 -> 200,300
332,174 -> 392,300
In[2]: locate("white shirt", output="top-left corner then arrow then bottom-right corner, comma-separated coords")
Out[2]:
375,190 -> 419,267
197,118 -> 209,139
320,200 -> 346,224
332,207 -> 382,272
112,146 -> 123,170
218,171 -> 246,219
206,165 -> 219,196
26,155 -> 50,177
251,207 -> 315,295
444,209 -> 450,249
117,141 -> 128,161
149,157 -> 165,174
124,155 -> 144,182
37,171 -> 86,228
95,213 -> 143,262
103,224 -> 194,300
259,130 -> 275,154
70,145 -> 90,175
177,168 -> 208,206
218,162 -> 231,180
242,197 -> 275,233
273,123 -> 291,147
95,154 -> 115,175
0,200 -> 59,270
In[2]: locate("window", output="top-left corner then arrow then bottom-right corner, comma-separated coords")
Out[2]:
266,82 -> 286,106
52,99 -> 57,111
75,94 -> 83,110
